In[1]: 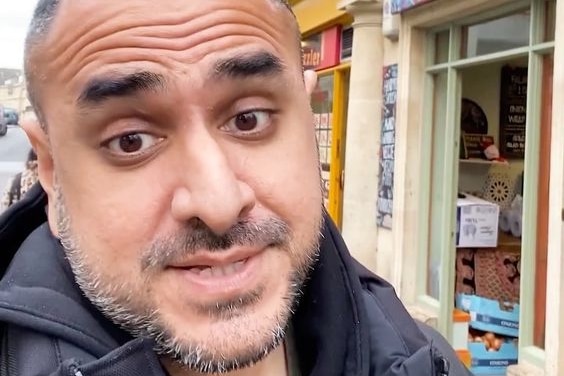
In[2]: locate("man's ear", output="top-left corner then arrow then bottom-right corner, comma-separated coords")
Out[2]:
304,70 -> 318,97
20,118 -> 55,200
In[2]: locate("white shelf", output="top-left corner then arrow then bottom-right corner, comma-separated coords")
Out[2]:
459,159 -> 509,166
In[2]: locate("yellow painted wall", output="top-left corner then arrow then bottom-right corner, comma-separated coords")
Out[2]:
291,0 -> 351,35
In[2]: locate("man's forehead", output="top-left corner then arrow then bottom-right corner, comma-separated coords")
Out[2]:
54,0 -> 292,21
26,0 -> 302,126
38,1 -> 298,83
42,0 -> 297,60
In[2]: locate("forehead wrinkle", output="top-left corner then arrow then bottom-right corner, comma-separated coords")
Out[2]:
47,2 -> 294,84
59,29 -> 295,91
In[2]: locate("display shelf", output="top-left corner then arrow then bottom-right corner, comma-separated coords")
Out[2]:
459,159 -> 509,165
498,231 -> 521,247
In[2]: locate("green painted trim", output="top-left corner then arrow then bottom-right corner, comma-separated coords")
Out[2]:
436,67 -> 460,339
448,25 -> 460,62
426,32 -> 437,67
427,46 -> 530,72
518,51 -> 543,348
426,63 -> 450,74
416,73 -> 436,297
519,346 -> 547,369
417,294 -> 441,313
426,42 -> 555,73
530,0 -> 544,45
434,25 -> 463,339
531,41 -> 557,54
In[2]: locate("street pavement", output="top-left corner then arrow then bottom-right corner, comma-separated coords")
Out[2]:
0,125 -> 31,192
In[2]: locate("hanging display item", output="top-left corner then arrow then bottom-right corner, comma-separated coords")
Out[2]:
499,66 -> 528,158
461,98 -> 488,135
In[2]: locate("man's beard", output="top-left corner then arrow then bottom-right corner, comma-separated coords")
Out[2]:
54,183 -> 322,374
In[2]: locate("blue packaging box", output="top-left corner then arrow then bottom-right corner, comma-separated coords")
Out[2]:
469,341 -> 518,375
456,293 -> 519,337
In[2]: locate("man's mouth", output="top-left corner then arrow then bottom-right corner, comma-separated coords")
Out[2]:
167,249 -> 266,299
186,258 -> 249,277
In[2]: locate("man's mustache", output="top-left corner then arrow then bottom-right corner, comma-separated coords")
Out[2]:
141,217 -> 291,271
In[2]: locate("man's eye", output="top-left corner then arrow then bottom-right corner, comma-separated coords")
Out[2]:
224,110 -> 273,136
106,133 -> 161,154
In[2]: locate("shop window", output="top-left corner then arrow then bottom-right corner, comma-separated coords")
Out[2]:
418,0 -> 555,370
311,74 -> 334,210
461,10 -> 530,59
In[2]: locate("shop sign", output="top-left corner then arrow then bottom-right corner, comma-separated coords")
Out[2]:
390,0 -> 435,13
377,64 -> 398,229
301,26 -> 341,71
499,66 -> 528,158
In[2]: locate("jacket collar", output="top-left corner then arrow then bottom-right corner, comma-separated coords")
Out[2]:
292,216 -> 370,376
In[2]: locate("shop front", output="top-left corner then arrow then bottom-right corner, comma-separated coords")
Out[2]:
292,0 -> 353,228
295,0 -> 563,373
389,0 -> 564,374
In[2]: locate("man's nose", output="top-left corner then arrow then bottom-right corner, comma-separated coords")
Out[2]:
170,129 -> 256,235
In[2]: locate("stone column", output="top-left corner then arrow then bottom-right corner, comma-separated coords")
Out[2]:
337,0 -> 383,272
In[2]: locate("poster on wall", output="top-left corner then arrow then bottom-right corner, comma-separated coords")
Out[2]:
377,64 -> 398,229
499,66 -> 528,158
390,0 -> 435,13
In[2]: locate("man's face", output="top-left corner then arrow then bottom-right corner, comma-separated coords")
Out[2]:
30,0 -> 322,372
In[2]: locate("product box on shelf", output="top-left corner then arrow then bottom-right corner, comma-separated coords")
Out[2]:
456,194 -> 499,248
456,293 -> 519,337
468,335 -> 518,375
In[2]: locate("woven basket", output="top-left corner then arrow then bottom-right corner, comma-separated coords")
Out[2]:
473,248 -> 520,304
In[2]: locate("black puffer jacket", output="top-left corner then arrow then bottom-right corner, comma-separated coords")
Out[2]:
0,184 -> 472,375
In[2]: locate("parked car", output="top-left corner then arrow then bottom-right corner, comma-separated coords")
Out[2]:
0,106 -> 7,136
3,108 -> 19,125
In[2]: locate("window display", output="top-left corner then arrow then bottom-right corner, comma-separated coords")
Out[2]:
311,74 -> 334,209
422,2 -> 555,371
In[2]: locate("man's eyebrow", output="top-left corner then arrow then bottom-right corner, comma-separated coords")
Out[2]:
77,71 -> 166,107
212,51 -> 285,80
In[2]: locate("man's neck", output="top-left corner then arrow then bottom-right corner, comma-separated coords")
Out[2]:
164,342 -> 288,376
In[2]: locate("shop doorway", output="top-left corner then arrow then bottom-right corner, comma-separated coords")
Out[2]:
311,68 -> 350,228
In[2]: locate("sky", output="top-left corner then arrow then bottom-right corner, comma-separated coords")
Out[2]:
0,0 -> 37,69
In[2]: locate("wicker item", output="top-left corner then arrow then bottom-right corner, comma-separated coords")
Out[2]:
473,247 -> 520,304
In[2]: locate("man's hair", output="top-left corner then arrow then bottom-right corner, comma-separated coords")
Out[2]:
24,0 -> 60,127
24,0 -> 299,128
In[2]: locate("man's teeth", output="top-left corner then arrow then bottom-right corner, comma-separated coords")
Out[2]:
190,259 -> 246,277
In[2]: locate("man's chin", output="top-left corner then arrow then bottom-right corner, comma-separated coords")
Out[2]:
157,311 -> 288,374
189,285 -> 266,320
153,280 -> 299,374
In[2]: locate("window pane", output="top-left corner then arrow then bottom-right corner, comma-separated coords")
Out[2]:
461,10 -> 530,58
434,30 -> 450,65
311,74 -> 334,209
544,0 -> 556,42
427,71 -> 448,299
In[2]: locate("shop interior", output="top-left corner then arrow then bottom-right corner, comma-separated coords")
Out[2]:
453,53 -> 552,375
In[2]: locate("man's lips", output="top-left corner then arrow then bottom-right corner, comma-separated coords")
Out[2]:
167,247 -> 264,277
166,247 -> 267,297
